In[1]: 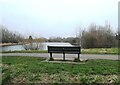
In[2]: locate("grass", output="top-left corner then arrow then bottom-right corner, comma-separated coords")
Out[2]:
2,48 -> 118,54
81,48 -> 118,55
2,56 -> 120,84
2,50 -> 48,53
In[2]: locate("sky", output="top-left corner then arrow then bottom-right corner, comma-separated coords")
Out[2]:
0,0 -> 119,38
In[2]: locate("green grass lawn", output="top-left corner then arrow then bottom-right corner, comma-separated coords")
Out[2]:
2,48 -> 118,54
2,56 -> 119,84
2,50 -> 48,53
81,48 -> 118,54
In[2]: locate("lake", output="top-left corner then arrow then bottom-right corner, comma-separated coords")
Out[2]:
0,42 -> 73,51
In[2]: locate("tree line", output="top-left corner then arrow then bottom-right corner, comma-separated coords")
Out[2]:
1,25 -> 23,43
47,23 -> 118,48
1,23 -> 118,48
80,23 -> 118,48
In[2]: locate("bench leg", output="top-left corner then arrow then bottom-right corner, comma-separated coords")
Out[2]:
50,53 -> 52,59
78,54 -> 80,59
63,53 -> 65,61
49,53 -> 54,61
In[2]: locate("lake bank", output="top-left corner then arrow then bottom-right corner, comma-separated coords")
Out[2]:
2,48 -> 118,55
0,43 -> 22,46
0,42 -> 118,55
0,42 -> 72,51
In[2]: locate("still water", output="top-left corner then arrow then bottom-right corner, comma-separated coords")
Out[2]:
1,42 -> 73,51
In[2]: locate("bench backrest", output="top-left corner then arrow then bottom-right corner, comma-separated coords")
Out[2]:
48,46 -> 81,54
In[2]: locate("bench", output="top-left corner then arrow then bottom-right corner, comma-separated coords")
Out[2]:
48,46 -> 81,60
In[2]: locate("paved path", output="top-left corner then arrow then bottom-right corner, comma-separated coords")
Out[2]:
2,53 -> 119,60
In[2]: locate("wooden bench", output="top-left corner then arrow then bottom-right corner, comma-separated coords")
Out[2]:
48,46 -> 81,60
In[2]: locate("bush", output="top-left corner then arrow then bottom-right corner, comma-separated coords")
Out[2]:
22,36 -> 44,50
81,23 -> 117,48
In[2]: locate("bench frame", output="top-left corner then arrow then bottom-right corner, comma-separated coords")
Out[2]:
48,46 -> 81,60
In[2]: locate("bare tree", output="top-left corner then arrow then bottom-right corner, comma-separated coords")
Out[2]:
80,23 -> 117,48
1,25 -> 23,43
22,36 -> 45,50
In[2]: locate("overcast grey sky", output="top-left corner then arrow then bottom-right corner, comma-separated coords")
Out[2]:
0,0 -> 119,38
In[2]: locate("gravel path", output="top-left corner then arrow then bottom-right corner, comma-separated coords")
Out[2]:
2,53 -> 119,60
